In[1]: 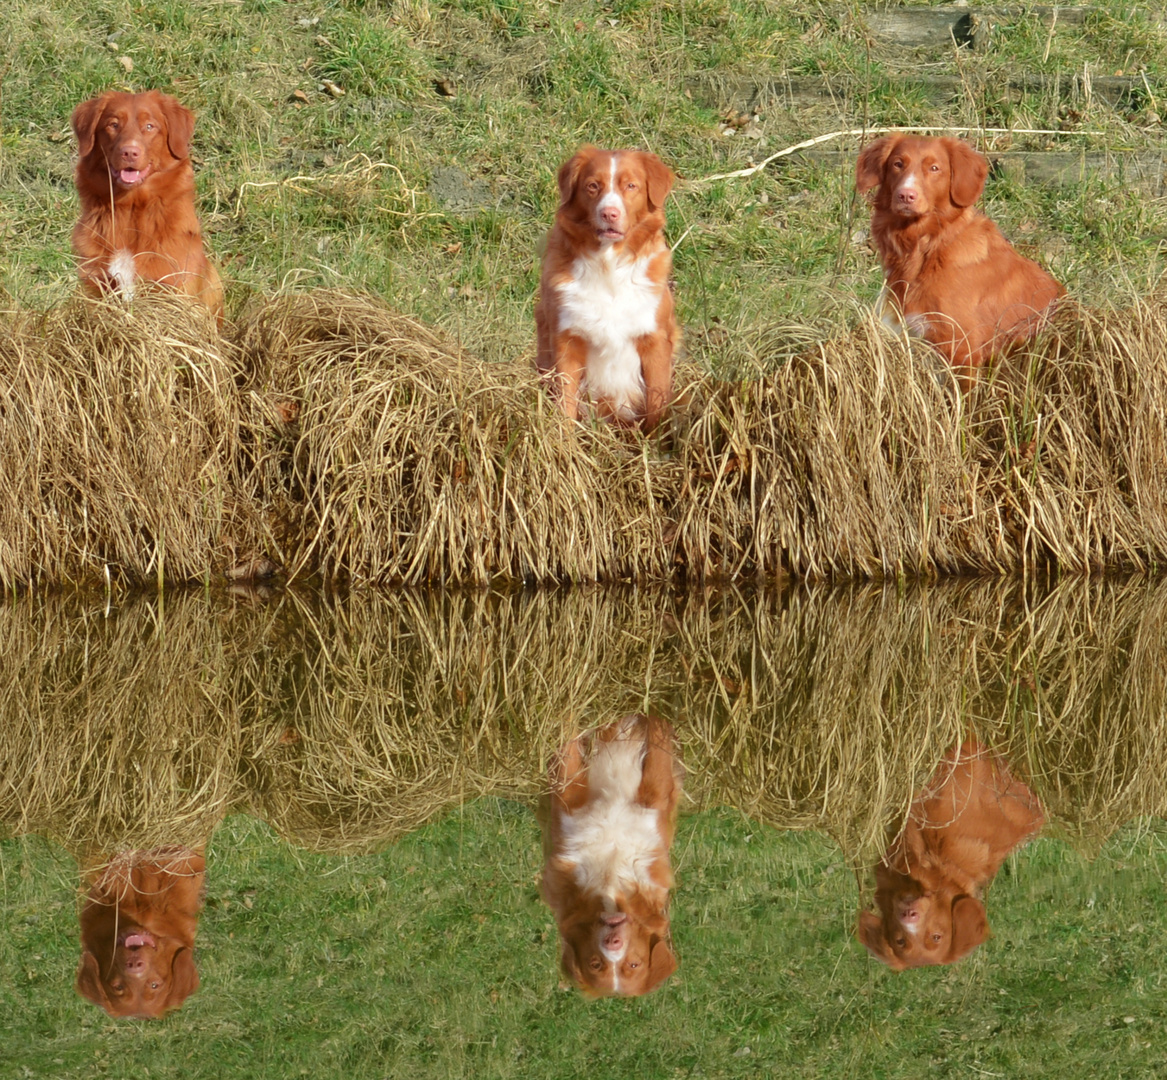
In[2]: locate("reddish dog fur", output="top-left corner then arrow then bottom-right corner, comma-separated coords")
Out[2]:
856,136 -> 1063,390
72,90 -> 223,322
75,848 -> 205,1018
535,147 -> 678,432
541,714 -> 683,996
857,741 -> 1045,970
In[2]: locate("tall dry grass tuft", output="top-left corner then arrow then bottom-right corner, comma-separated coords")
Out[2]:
234,290 -> 679,584
674,296 -> 1167,579
0,293 -> 257,589
3,288 -> 1167,585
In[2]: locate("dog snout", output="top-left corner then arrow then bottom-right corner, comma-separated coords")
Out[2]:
116,140 -> 145,167
600,204 -> 622,225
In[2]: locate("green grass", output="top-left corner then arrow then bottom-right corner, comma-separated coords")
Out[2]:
4,806 -> 1167,1079
1,1 -> 1164,365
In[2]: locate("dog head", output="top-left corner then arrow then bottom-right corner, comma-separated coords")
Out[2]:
75,850 -> 204,1018
857,866 -> 989,970
855,135 -> 988,220
557,900 -> 677,997
72,90 -> 196,193
76,922 -> 200,1018
554,146 -> 674,249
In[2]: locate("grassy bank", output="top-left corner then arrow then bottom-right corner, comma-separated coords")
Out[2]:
1,2 -> 1165,587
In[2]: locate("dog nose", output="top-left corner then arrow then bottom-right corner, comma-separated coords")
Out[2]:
600,205 -> 621,224
898,188 -> 917,204
119,144 -> 144,165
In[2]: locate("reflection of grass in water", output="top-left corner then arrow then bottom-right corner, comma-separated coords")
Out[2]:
3,808 -> 1167,1077
3,578 -> 1167,865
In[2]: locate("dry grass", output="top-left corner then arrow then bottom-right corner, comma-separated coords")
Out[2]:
2,288 -> 1167,587
3,578 -> 1166,865
0,292 -> 258,590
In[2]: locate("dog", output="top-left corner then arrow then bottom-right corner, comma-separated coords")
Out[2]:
75,848 -> 205,1018
856,135 -> 1063,390
71,90 -> 224,322
535,147 -> 679,432
856,740 -> 1045,970
541,714 -> 683,996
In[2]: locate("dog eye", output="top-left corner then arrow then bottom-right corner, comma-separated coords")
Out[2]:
929,164 -> 940,172
892,159 -> 903,169
144,122 -> 155,131
588,957 -> 603,971
625,182 -> 637,191
931,933 -> 943,942
586,181 -> 600,195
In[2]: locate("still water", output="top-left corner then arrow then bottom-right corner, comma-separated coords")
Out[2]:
2,579 -> 1166,1076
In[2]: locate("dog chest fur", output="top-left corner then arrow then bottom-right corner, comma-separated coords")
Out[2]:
556,734 -> 662,899
555,247 -> 663,418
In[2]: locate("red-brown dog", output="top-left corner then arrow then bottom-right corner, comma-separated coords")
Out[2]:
72,90 -> 224,321
75,848 -> 205,1018
856,135 -> 1063,390
541,714 -> 683,996
535,147 -> 679,432
857,740 -> 1045,970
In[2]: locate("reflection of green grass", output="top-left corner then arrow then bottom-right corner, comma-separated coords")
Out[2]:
4,804 -> 1167,1078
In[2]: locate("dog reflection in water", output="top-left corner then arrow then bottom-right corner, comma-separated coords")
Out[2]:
541,714 -> 683,996
76,848 -> 205,1017
857,740 -> 1044,969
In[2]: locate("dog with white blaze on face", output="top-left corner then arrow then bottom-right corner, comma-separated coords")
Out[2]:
535,146 -> 679,433
541,714 -> 683,997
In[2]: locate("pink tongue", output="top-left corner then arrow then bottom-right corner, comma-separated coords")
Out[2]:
125,933 -> 151,947
120,169 -> 142,184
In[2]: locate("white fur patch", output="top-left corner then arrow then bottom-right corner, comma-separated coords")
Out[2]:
109,250 -> 137,300
555,247 -> 662,421
558,726 -> 661,903
877,284 -> 929,339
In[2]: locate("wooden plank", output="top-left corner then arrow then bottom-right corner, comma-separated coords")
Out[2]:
686,72 -> 1154,110
866,6 -> 1090,50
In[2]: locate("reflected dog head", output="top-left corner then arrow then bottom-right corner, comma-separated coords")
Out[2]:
555,890 -> 677,997
857,864 -> 988,970
75,849 -> 205,1018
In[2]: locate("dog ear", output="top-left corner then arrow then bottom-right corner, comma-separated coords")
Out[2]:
157,93 -> 197,161
72,95 -> 108,160
945,139 -> 988,207
856,910 -> 904,970
75,950 -> 112,1011
948,895 -> 989,962
557,148 -> 593,206
643,936 -> 678,993
164,947 -> 200,1013
855,137 -> 895,193
639,153 -> 675,211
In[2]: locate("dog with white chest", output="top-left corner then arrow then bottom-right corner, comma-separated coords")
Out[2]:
535,147 -> 679,433
541,714 -> 682,997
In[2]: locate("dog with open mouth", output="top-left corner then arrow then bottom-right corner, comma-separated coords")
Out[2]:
75,847 -> 205,1018
71,90 -> 223,322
